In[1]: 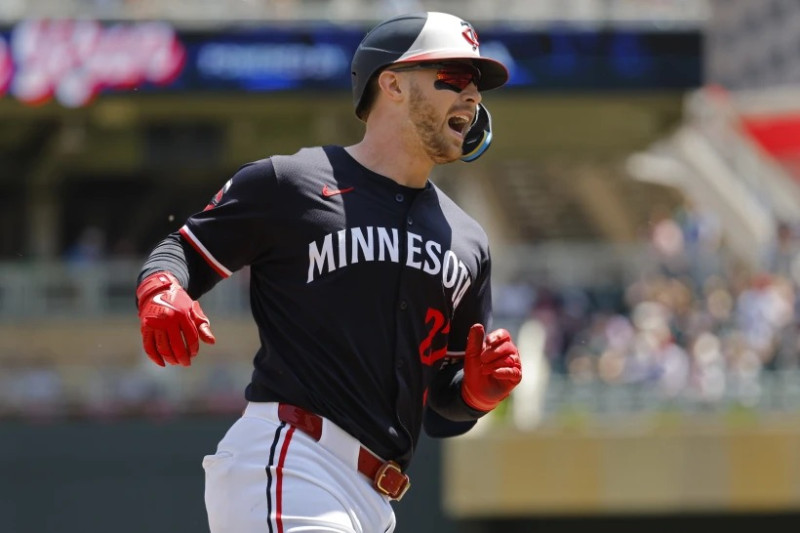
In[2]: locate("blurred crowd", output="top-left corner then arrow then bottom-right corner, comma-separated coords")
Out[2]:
0,357 -> 251,421
499,203 -> 800,412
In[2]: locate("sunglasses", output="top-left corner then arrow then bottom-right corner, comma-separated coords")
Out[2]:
386,62 -> 482,93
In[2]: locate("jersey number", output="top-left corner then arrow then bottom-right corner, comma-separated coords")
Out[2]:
419,307 -> 450,366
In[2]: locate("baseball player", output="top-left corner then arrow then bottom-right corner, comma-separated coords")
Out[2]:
135,11 -> 522,533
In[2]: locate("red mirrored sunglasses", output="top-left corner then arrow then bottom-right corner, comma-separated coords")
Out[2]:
386,62 -> 482,92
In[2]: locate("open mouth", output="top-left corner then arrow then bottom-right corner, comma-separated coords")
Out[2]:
447,114 -> 471,137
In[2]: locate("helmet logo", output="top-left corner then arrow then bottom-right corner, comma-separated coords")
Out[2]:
460,22 -> 479,51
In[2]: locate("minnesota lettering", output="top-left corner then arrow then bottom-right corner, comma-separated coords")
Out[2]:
308,226 -> 472,308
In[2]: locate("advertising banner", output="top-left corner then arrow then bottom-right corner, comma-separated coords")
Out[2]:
0,20 -> 702,108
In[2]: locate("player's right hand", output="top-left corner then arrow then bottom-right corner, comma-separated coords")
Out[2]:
136,271 -> 216,367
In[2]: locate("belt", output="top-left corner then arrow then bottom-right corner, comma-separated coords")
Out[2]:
276,403 -> 411,501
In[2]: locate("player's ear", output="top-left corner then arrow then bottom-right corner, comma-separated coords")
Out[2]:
377,70 -> 404,103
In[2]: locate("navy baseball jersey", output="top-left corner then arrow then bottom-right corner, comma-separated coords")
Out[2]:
153,145 -> 493,466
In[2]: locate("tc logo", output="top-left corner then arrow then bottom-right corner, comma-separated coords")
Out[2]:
460,22 -> 479,51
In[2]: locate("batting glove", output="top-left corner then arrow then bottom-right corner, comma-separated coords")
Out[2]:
461,324 -> 522,412
136,271 -> 215,367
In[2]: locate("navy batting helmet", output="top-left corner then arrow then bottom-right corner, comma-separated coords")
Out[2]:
351,12 -> 509,120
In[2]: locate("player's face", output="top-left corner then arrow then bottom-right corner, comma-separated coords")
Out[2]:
401,62 -> 482,164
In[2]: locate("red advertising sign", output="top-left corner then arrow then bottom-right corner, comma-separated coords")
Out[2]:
5,20 -> 185,107
0,38 -> 11,96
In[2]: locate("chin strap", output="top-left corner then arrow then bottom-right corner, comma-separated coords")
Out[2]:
461,103 -> 493,163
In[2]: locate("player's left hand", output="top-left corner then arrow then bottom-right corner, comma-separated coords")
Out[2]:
461,324 -> 522,412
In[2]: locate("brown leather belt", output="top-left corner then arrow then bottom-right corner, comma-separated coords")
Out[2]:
276,403 -> 411,501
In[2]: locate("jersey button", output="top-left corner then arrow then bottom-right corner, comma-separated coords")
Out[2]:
399,300 -> 408,310
407,217 -> 413,226
395,193 -> 404,202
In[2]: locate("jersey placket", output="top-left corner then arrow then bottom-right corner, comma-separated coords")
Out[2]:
389,187 -> 429,463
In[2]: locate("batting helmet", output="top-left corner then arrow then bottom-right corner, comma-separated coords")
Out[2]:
351,12 -> 509,120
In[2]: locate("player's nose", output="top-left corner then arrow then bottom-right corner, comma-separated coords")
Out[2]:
460,82 -> 482,104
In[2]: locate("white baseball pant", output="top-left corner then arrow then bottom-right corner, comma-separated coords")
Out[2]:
202,402 -> 397,533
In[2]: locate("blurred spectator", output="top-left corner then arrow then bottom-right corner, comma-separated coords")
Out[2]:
4,355 -> 65,420
64,225 -> 106,265
494,279 -> 536,318
768,221 -> 800,285
527,287 -> 569,374
650,208 -> 687,276
674,202 -> 723,289
688,331 -> 726,404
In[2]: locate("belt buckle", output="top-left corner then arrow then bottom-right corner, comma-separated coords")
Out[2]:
373,461 -> 410,501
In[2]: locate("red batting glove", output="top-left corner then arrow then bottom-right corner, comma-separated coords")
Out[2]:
461,324 -> 522,412
136,271 -> 215,367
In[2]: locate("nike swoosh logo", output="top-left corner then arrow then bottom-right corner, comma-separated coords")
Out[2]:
153,293 -> 180,312
322,184 -> 355,197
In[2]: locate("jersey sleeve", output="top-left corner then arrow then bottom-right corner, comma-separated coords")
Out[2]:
422,405 -> 476,437
423,248 -> 494,427
178,159 -> 279,278
447,248 -> 493,354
